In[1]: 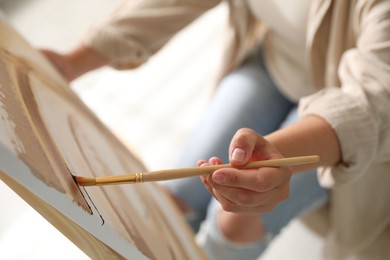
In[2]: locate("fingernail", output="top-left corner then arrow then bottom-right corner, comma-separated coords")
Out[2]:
212,172 -> 225,184
231,148 -> 246,162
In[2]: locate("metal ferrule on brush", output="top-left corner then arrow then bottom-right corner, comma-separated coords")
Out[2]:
94,173 -> 144,186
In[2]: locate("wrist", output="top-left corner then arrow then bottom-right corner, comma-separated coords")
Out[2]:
217,210 -> 264,243
265,116 -> 341,172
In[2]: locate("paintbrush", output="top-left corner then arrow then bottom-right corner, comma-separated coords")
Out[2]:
74,155 -> 319,187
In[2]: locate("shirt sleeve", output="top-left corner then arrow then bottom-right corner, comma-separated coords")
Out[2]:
299,1 -> 390,187
83,0 -> 221,69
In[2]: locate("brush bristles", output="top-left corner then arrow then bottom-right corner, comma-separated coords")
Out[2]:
75,176 -> 96,186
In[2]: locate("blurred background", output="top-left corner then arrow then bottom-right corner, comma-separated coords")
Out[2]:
0,0 -> 325,259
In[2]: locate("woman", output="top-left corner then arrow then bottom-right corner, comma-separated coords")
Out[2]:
43,0 -> 390,259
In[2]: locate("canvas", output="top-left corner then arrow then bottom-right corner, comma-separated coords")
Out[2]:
0,16 -> 205,259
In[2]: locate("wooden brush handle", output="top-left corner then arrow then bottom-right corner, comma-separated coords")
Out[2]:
89,155 -> 319,186
142,155 -> 319,182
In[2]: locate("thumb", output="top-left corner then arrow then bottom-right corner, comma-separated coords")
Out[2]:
229,128 -> 258,166
229,128 -> 281,166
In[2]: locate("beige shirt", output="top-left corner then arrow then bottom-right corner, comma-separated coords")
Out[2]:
84,0 -> 390,258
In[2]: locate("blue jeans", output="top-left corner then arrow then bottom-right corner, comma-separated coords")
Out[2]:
163,51 -> 328,258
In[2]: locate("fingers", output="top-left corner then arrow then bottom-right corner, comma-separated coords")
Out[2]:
196,157 -> 222,167
209,168 -> 291,213
212,167 -> 290,191
199,157 -> 223,199
200,174 -> 217,199
200,164 -> 292,213
40,49 -> 73,82
198,128 -> 293,214
213,185 -> 289,213
224,128 -> 291,213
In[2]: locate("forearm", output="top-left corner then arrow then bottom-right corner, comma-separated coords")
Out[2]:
265,115 -> 341,173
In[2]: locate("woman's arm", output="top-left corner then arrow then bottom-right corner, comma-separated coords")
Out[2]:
265,115 -> 341,173
42,0 -> 222,81
200,115 -> 341,214
41,44 -> 109,82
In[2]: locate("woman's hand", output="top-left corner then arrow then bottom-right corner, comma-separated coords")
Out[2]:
40,44 -> 109,82
199,128 -> 292,214
40,49 -> 75,82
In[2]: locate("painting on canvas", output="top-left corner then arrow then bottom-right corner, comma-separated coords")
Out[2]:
0,17 -> 204,259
